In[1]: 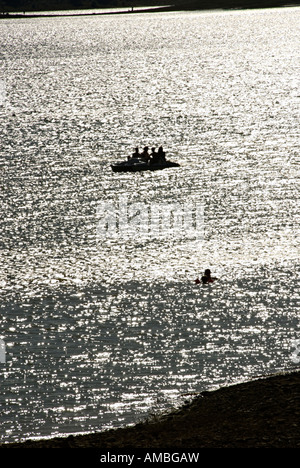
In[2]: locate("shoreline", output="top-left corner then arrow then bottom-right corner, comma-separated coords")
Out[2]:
1,2 -> 300,19
0,6 -> 174,19
1,369 -> 299,448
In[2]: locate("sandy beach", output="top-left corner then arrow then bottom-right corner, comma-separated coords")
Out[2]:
1,370 -> 299,449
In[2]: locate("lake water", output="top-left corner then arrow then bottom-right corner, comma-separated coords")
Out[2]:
0,7 -> 299,444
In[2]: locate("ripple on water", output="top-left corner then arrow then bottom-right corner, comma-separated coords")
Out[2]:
0,7 -> 299,443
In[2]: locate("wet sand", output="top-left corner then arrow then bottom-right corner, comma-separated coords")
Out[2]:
1,370 -> 299,448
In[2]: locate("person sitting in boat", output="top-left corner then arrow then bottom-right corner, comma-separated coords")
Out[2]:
127,147 -> 140,164
132,147 -> 140,159
158,146 -> 166,162
150,147 -> 159,165
140,146 -> 150,163
201,269 -> 217,284
150,147 -> 157,158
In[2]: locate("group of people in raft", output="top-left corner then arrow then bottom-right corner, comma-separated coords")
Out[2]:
195,269 -> 218,285
128,146 -> 167,165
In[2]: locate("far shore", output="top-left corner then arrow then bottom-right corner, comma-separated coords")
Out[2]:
0,6 -> 174,19
1,369 -> 299,448
1,2 -> 300,20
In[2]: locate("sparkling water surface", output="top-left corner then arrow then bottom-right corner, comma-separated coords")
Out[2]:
0,7 -> 299,443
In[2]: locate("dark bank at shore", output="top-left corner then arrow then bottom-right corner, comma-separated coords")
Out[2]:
1,370 -> 299,448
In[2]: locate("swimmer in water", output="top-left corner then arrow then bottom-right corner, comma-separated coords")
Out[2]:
195,269 -> 218,285
201,269 -> 217,284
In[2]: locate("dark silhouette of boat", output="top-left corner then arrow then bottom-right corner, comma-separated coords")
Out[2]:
111,159 -> 180,173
